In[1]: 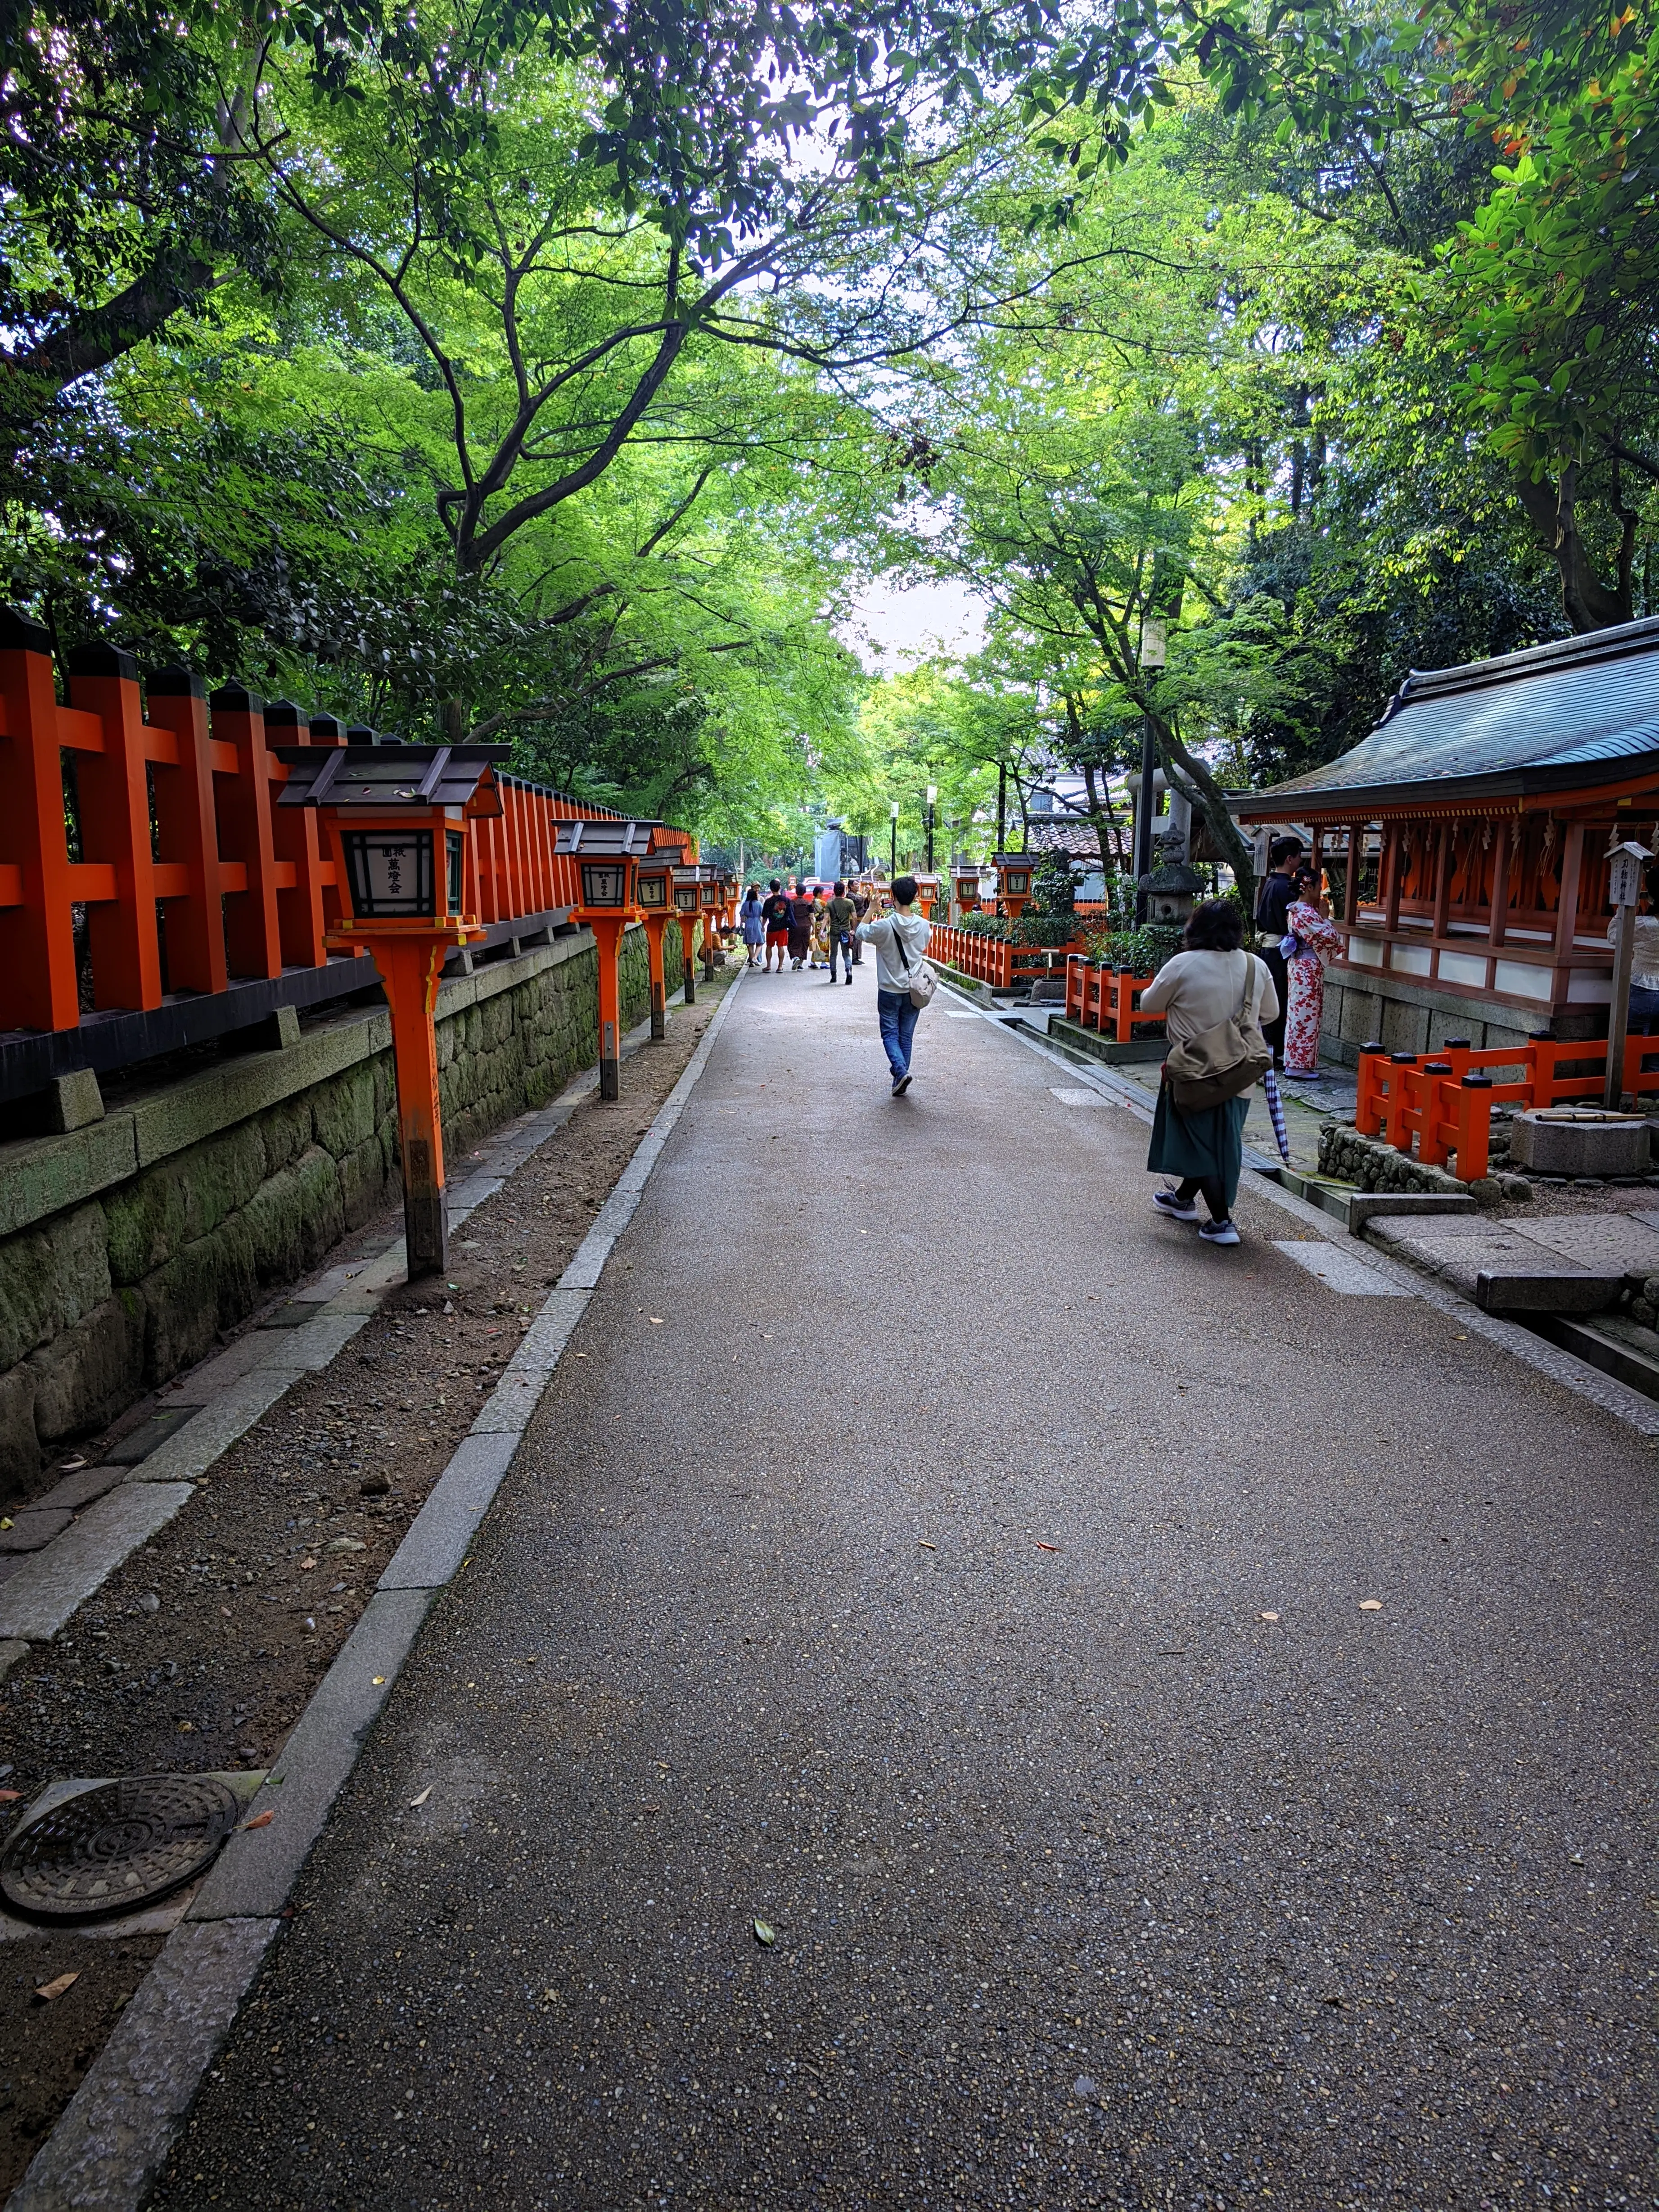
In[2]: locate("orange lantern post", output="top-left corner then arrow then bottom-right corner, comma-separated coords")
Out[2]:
634,856 -> 675,1040
555,820 -> 648,1099
994,854 -> 1035,918
914,872 -> 941,921
952,865 -> 981,917
672,866 -> 703,1005
275,741 -> 498,1276
699,867 -> 722,981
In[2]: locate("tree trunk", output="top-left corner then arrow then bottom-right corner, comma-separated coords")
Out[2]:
1080,763 -> 1117,880
1154,718 -> 1256,921
1515,463 -> 1634,632
439,698 -> 469,743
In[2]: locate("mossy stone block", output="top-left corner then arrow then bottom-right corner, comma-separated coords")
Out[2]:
179,1123 -> 267,1243
141,1217 -> 259,1383
311,1060 -> 378,1160
28,1290 -> 146,1445
243,1145 -> 347,1284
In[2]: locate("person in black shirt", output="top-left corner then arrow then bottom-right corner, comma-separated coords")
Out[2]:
1254,835 -> 1305,1066
760,880 -> 793,972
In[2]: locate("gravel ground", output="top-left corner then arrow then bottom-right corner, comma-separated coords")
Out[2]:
0,984 -> 727,2202
149,967 -> 1654,2211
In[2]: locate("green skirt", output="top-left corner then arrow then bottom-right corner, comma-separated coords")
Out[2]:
1147,1079 -> 1249,1208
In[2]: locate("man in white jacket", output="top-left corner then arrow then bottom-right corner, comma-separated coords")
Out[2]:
856,875 -> 933,1095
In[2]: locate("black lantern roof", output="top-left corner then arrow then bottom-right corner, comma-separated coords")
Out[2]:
555,818 -> 656,858
275,743 -> 507,810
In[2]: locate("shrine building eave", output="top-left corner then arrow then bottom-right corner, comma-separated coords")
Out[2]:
1231,614 -> 1659,826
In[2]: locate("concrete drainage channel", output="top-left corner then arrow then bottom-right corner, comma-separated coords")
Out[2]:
962,988 -> 1659,1441
3,972 -> 744,2212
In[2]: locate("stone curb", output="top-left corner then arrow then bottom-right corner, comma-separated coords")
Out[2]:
10,969 -> 744,2212
974,987 -> 1659,1441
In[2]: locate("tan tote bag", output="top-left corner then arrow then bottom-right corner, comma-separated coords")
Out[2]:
1164,953 -> 1271,1111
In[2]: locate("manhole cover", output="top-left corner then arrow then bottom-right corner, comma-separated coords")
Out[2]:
0,1774 -> 241,1921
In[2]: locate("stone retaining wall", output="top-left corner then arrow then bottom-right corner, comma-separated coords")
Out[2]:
0,922 -> 687,1501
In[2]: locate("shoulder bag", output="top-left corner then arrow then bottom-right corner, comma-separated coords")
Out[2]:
1164,953 -> 1271,1110
892,920 -> 938,1010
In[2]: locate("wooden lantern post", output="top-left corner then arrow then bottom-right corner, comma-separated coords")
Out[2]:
555,819 -> 649,1100
275,741 -> 499,1277
634,857 -> 674,1040
699,868 -> 721,981
1605,839 -> 1649,1108
672,867 -> 703,1004
994,854 -> 1035,919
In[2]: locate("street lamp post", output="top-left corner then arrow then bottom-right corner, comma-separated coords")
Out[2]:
890,800 -> 899,880
925,784 -> 937,873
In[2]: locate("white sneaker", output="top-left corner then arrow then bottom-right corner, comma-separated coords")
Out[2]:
1198,1219 -> 1241,1246
1152,1188 -> 1199,1222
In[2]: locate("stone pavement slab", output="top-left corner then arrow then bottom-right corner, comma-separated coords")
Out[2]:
0,1484 -> 194,1641
145,967 -> 1655,2212
1273,1240 -> 1411,1294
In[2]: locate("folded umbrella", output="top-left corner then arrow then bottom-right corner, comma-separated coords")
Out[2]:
1262,1067 -> 1292,1165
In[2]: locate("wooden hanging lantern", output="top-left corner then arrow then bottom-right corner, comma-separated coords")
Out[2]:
276,741 -> 502,1276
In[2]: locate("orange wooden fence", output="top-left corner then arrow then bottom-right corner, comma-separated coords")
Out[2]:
927,923 -> 1081,992
1354,1037 -> 1659,1182
1063,956 -> 1165,1043
0,612 -> 634,1061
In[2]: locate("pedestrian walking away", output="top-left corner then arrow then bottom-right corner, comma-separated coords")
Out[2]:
1281,863 -> 1345,1078
787,884 -> 815,971
827,879 -> 857,983
1139,898 -> 1279,1246
1253,834 -> 1303,1068
850,881 -> 870,963
857,872 -> 933,1094
809,887 -> 831,970
761,879 -> 792,972
738,883 -> 766,969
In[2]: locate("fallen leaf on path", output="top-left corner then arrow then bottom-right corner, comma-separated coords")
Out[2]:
299,1557 -> 316,1571
1358,1599 -> 1384,1612
649,1317 -> 665,1325
1035,1542 -> 1060,1553
642,1802 -> 662,1814
917,1540 -> 936,1550
753,1919 -> 775,1946
60,1458 -> 86,1472
220,1607 -> 232,1617
574,1352 -> 588,1359
409,1787 -> 433,1808
1258,1612 -> 1280,1622
242,1811 -> 275,1831
0,1789 -> 20,1802
34,1973 -> 79,2002
372,1675 -> 386,1685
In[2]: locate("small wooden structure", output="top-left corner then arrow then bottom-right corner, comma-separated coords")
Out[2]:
992,854 -> 1035,918
1235,619 -> 1659,1059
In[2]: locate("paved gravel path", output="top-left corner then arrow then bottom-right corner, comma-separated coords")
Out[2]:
155,973 -> 1654,2210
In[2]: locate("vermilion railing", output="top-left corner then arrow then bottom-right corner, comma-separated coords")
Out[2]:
1354,1037 -> 1659,1182
1063,956 -> 1165,1043
928,922 -> 1082,992
0,609 -> 655,1092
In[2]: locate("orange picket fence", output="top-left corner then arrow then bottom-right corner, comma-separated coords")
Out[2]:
927,923 -> 1081,993
0,610 -> 644,1098
1063,956 -> 1165,1043
1354,1036 -> 1659,1182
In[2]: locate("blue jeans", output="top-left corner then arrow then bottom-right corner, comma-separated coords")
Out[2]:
1630,984 -> 1659,1035
829,932 -> 852,980
877,989 -> 920,1081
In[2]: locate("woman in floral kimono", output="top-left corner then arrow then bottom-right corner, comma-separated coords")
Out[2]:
1282,866 -> 1345,1078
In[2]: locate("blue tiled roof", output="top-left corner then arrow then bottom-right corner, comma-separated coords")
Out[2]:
1246,618 -> 1659,812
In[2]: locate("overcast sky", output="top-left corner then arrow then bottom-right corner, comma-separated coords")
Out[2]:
840,576 -> 986,670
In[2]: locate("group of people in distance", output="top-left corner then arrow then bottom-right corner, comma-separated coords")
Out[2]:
736,871 -> 931,1097
738,878 -> 867,981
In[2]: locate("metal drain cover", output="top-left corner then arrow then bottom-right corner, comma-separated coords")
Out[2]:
0,1774 -> 242,1921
